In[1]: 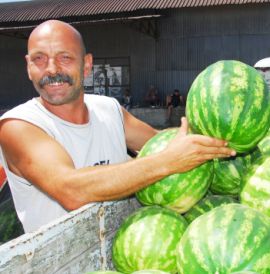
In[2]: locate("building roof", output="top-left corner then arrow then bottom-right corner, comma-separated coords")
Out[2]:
0,0 -> 269,31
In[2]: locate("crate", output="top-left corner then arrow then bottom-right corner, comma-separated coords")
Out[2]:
0,197 -> 141,274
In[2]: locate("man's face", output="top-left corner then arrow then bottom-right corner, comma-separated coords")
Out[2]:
26,24 -> 92,105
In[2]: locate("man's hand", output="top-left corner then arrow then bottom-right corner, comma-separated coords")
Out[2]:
163,117 -> 236,173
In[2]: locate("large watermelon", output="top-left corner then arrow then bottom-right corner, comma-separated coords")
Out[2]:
240,156 -> 270,217
135,129 -> 213,213
86,272 -> 122,274
186,60 -> 270,153
132,271 -> 170,274
231,272 -> 260,274
176,203 -> 270,274
210,152 -> 254,196
258,128 -> 270,156
112,206 -> 188,273
183,194 -> 237,224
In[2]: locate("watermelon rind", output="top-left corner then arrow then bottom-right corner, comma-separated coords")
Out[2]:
230,271 -> 260,274
210,152 -> 254,196
186,60 -> 270,153
136,129 -> 213,213
132,270 -> 170,274
86,272 -> 123,274
258,128 -> 270,156
112,206 -> 188,273
240,156 -> 270,217
183,195 -> 237,224
176,203 -> 270,274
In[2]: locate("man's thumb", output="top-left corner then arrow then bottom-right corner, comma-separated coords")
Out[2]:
178,117 -> 188,136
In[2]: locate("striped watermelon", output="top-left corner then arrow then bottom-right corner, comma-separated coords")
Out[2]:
132,271 -> 170,274
258,129 -> 270,156
86,272 -> 122,274
186,60 -> 270,153
176,203 -> 270,274
240,156 -> 270,217
112,206 -> 188,273
210,153 -> 254,196
231,272 -> 260,274
136,129 -> 213,213
183,195 -> 237,224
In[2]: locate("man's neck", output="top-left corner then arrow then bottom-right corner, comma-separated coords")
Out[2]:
38,95 -> 89,124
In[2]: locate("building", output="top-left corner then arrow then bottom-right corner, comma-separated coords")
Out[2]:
0,0 -> 270,107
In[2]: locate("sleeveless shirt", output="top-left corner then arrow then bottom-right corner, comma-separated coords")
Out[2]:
0,94 -> 128,232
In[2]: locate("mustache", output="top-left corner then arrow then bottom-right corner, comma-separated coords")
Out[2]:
39,74 -> 73,87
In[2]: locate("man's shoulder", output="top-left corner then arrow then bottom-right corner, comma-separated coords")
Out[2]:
1,99 -> 36,120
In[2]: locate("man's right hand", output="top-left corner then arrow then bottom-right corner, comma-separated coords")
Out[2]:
163,117 -> 236,174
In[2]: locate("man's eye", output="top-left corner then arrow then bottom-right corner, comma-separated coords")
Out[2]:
58,55 -> 72,64
32,56 -> 47,65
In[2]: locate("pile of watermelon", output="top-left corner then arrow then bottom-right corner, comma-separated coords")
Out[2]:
98,60 -> 270,274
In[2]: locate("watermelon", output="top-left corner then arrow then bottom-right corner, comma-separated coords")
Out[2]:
186,60 -> 270,153
136,129 -> 213,213
132,271 -> 170,274
86,272 -> 122,274
210,153 -> 254,196
112,206 -> 188,273
231,272 -> 260,274
258,129 -> 270,156
240,156 -> 270,217
183,195 -> 237,224
176,204 -> 270,274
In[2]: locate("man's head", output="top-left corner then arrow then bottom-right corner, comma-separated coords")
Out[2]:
174,89 -> 180,95
26,20 -> 92,105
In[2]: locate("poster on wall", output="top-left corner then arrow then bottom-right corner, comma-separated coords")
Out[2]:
83,61 -> 129,98
107,67 -> 122,86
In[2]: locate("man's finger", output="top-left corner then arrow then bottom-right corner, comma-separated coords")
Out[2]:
178,117 -> 188,136
192,134 -> 231,148
197,144 -> 236,157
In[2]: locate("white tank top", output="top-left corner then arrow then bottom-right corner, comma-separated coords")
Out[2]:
0,94 -> 128,232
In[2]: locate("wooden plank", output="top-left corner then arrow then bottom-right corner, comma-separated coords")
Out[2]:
0,197 -> 141,274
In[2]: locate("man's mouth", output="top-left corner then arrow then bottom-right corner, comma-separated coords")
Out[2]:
47,82 -> 65,86
39,74 -> 73,88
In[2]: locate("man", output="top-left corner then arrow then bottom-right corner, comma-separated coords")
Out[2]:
166,89 -> 185,121
0,20 -> 235,233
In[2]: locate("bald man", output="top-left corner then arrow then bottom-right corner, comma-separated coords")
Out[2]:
0,20 -> 235,232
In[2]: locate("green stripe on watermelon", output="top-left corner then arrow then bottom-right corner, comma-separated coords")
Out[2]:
132,270 -> 170,274
240,156 -> 270,217
186,60 -> 270,153
85,270 -> 122,274
230,272 -> 260,274
258,128 -> 270,156
210,152 -> 254,196
176,203 -> 270,274
112,206 -> 188,273
136,129 -> 213,213
184,195 -> 237,224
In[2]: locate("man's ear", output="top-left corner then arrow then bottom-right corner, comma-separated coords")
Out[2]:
84,53 -> 93,78
25,55 -> 32,81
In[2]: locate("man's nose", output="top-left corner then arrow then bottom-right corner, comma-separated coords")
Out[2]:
46,58 -> 59,75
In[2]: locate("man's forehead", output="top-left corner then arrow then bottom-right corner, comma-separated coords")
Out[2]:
28,29 -> 77,53
28,20 -> 85,55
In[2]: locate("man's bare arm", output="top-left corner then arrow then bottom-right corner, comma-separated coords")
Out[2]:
122,107 -> 158,152
0,118 -> 235,211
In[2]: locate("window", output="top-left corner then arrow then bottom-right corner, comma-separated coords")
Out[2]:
84,57 -> 130,103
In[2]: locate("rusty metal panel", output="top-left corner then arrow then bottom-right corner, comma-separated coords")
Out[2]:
0,0 -> 270,25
